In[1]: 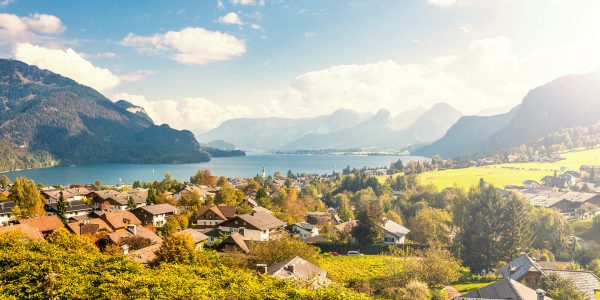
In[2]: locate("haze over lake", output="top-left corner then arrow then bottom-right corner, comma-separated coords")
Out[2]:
3,154 -> 424,186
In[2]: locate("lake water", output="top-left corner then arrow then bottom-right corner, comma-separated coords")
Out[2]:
2,154 -> 425,186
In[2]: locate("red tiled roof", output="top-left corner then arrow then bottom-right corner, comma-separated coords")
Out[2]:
18,215 -> 64,233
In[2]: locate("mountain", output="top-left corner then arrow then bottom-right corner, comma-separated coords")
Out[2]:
114,99 -> 154,124
417,70 -> 600,158
282,103 -> 463,150
0,59 -> 240,171
198,109 -> 368,150
390,106 -> 427,130
416,105 -> 520,158
206,140 -> 236,151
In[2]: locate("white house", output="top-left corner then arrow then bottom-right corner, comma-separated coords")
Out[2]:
219,212 -> 286,241
131,204 -> 177,227
289,222 -> 319,239
382,219 -> 410,244
0,201 -> 15,226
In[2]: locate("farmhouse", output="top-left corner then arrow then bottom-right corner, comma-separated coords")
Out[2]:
132,204 -> 177,227
219,211 -> 286,241
264,256 -> 331,289
45,200 -> 92,219
0,201 -> 15,226
455,278 -> 552,300
193,205 -> 237,228
382,219 -> 410,244
18,215 -> 64,236
288,222 -> 319,240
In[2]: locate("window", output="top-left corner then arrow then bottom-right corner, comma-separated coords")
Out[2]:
384,237 -> 395,243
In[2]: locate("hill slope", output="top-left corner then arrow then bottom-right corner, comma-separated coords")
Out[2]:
418,70 -> 600,158
0,59 -> 238,170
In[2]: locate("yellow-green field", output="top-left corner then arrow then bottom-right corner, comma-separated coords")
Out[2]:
317,254 -> 406,283
384,147 -> 600,190
419,167 -> 554,190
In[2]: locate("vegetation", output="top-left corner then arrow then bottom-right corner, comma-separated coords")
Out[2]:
539,273 -> 586,300
8,177 -> 45,218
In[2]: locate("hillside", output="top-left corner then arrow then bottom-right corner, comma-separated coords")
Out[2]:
418,70 -> 600,158
114,99 -> 154,124
0,59 -> 240,170
282,103 -> 462,150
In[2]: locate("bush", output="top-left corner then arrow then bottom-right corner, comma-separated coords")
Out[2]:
249,236 -> 320,266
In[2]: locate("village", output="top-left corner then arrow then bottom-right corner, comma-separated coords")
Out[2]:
1,160 -> 600,300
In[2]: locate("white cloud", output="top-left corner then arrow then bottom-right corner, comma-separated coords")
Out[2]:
14,43 -> 121,92
0,13 -> 64,44
230,0 -> 264,6
96,51 -> 117,59
112,93 -> 252,133
0,0 -> 14,7
217,0 -> 225,9
304,32 -> 315,38
119,69 -> 156,82
250,24 -> 261,30
425,0 -> 475,7
218,12 -> 243,25
121,27 -> 246,65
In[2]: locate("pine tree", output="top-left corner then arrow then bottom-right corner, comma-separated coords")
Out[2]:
56,191 -> 67,224
127,196 -> 136,210
146,187 -> 156,205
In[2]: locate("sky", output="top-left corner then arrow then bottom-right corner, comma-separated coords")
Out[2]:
1,0 -> 600,136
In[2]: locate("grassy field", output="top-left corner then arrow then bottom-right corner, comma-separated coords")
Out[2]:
570,218 -> 600,244
403,147 -> 600,190
452,281 -> 492,293
316,254 -> 406,283
418,167 -> 553,190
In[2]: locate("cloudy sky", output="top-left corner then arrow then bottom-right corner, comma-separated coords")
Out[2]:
1,0 -> 600,136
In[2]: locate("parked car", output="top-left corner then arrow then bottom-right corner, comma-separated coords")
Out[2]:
329,251 -> 342,256
346,251 -> 364,256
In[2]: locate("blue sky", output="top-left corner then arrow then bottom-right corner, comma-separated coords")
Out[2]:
1,0 -> 600,135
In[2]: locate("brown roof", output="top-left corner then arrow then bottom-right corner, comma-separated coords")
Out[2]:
219,232 -> 249,253
107,225 -> 162,245
66,218 -> 113,235
100,211 -> 142,230
224,212 -> 285,231
176,229 -> 209,244
138,204 -> 177,215
0,224 -> 45,241
127,243 -> 161,265
196,205 -> 237,220
18,215 -> 64,233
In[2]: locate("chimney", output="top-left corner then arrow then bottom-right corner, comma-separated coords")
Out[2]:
536,289 -> 546,300
256,264 -> 267,275
127,224 -> 137,235
285,264 -> 295,273
121,244 -> 129,255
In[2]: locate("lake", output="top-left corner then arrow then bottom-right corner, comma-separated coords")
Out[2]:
2,154 -> 425,186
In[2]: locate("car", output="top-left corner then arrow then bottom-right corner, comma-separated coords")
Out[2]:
329,251 -> 342,256
346,251 -> 364,256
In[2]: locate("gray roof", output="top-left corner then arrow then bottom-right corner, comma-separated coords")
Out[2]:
294,222 -> 316,231
268,256 -> 331,288
138,204 -> 177,215
177,228 -> 208,244
233,212 -> 285,230
46,200 -> 91,213
501,254 -> 544,281
0,201 -> 15,215
457,278 -> 553,300
382,219 -> 410,238
544,270 -> 599,300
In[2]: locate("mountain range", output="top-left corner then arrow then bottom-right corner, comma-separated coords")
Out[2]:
0,59 -> 243,172
416,70 -> 600,158
199,104 -> 462,151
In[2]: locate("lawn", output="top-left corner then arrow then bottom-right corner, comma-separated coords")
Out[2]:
418,167 -> 553,190
452,281 -> 492,293
498,147 -> 600,172
570,218 -> 600,244
316,254 -> 406,283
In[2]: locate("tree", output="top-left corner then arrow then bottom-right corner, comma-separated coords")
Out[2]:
531,207 -> 571,255
397,280 -> 429,300
190,169 -> 216,186
215,185 -> 242,206
334,194 -> 354,221
132,180 -> 141,189
94,180 -> 102,189
453,184 -> 532,273
249,236 -> 320,265
146,186 -> 156,205
406,246 -> 461,287
409,208 -> 452,246
352,201 -> 384,244
0,175 -> 10,188
9,177 -> 45,218
539,273 -> 586,300
127,196 -> 136,210
154,233 -> 197,265
120,235 -> 152,250
588,258 -> 600,277
56,191 -> 67,224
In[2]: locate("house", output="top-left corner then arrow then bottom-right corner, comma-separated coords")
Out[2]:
216,232 -> 249,253
17,215 -> 64,236
501,254 -> 600,299
580,166 -> 600,180
41,188 -> 91,203
525,191 -> 600,218
132,204 -> 177,227
193,205 -> 237,228
454,278 -> 552,300
200,228 -> 223,244
174,185 -> 217,203
382,219 -> 410,244
101,224 -> 162,248
87,190 -> 146,211
252,206 -> 273,215
0,223 -> 45,241
176,228 -> 208,250
288,222 -> 319,240
97,211 -> 142,231
65,218 -> 113,236
127,243 -> 161,266
219,211 -> 286,241
45,200 -> 92,219
0,201 -> 15,226
263,256 -> 331,289
523,180 -> 541,190
305,212 -> 330,226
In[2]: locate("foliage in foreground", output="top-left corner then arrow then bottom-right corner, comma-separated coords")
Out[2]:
0,232 -> 367,300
